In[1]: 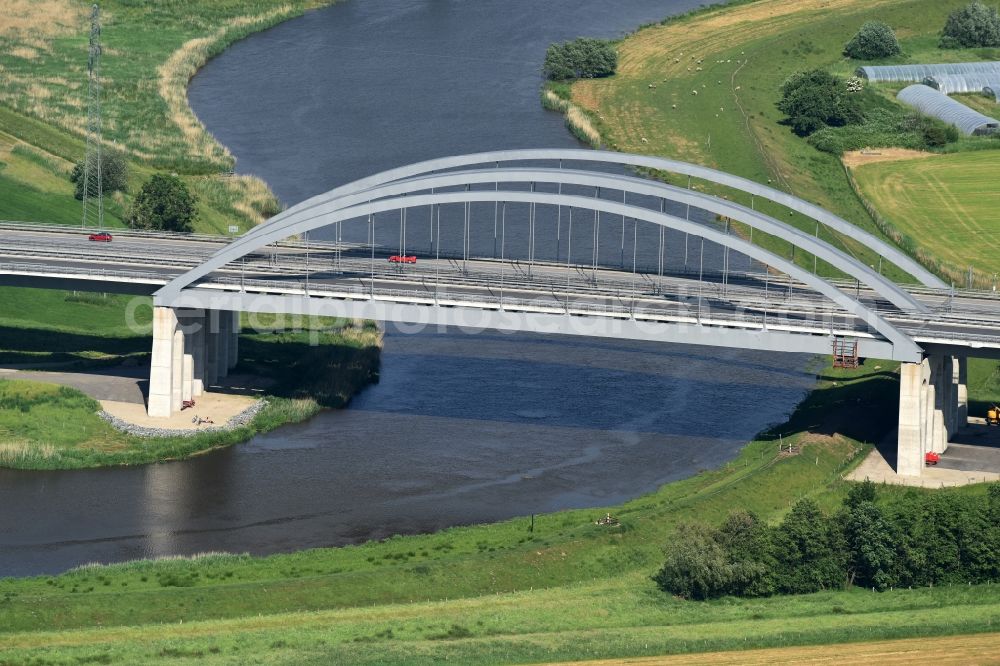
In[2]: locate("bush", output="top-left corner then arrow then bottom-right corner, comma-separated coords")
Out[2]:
844,21 -> 902,59
777,70 -> 864,136
717,511 -> 777,597
773,499 -> 846,593
808,103 -> 959,155
940,1 -> 1000,48
70,150 -> 128,200
128,174 -> 198,232
543,38 -> 618,80
652,523 -> 730,600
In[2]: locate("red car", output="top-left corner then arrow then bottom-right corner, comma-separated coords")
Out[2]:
88,232 -> 113,242
925,451 -> 941,466
388,255 -> 416,264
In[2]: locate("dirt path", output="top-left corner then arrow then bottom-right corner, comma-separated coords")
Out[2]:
842,148 -> 937,169
547,632 -> 1000,665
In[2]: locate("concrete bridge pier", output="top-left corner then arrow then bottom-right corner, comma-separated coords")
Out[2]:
148,306 -> 178,418
897,354 -> 968,476
218,312 -> 231,381
148,307 -> 241,418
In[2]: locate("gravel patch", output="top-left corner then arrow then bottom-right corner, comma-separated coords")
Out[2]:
97,399 -> 267,438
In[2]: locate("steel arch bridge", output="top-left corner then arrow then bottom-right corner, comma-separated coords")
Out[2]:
155,149 -> 936,365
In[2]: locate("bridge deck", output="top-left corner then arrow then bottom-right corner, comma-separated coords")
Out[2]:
0,224 -> 998,358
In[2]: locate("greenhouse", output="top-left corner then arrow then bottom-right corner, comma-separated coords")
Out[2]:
858,61 -> 1000,83
921,74 -> 1000,94
897,84 -> 1000,135
984,84 -> 1000,102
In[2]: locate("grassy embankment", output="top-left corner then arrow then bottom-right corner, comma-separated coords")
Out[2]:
554,0 -> 1000,288
0,286 -> 381,470
0,0 -> 337,233
1,360 -> 1000,663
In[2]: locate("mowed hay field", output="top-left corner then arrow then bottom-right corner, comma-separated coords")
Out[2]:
551,632 -> 1000,665
850,151 -> 1000,275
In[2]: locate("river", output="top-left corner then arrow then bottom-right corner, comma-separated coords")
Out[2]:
0,0 -> 817,577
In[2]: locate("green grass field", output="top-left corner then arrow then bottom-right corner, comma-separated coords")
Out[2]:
850,150 -> 1000,276
567,0 -> 1000,285
0,286 -> 150,366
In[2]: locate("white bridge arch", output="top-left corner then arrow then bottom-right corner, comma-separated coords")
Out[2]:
159,149 -> 945,296
154,150 -> 934,364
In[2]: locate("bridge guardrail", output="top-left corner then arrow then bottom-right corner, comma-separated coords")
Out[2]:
4,257 -> 998,345
198,275 -> 870,335
0,261 -> 169,282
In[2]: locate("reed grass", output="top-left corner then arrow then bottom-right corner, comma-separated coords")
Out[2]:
541,89 -> 601,148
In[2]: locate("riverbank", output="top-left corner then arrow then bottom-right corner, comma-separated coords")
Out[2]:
0,292 -> 382,470
0,0 -> 337,233
1,359 -> 998,662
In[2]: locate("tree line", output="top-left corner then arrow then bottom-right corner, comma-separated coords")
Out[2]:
654,481 -> 1000,600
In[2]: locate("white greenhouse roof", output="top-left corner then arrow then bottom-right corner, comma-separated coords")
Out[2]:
922,74 -> 1000,94
897,84 -> 1000,135
858,62 -> 1000,82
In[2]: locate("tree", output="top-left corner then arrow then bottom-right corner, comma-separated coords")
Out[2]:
845,479 -> 878,510
940,1 -> 1000,48
128,174 -> 197,232
777,70 -> 864,136
773,498 -> 847,593
653,523 -> 730,600
70,150 -> 128,200
844,21 -> 902,60
543,38 -> 618,80
716,510 -> 777,597
844,501 -> 899,590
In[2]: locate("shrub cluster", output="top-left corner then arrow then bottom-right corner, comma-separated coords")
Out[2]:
941,1 -> 1000,48
777,70 -> 864,136
844,21 -> 902,60
654,481 -> 1000,599
543,38 -> 618,80
809,107 -> 960,155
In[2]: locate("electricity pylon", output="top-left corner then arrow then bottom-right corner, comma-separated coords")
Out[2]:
81,4 -> 103,229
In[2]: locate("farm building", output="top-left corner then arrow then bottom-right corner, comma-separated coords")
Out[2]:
858,61 -> 1000,83
897,84 -> 1000,135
